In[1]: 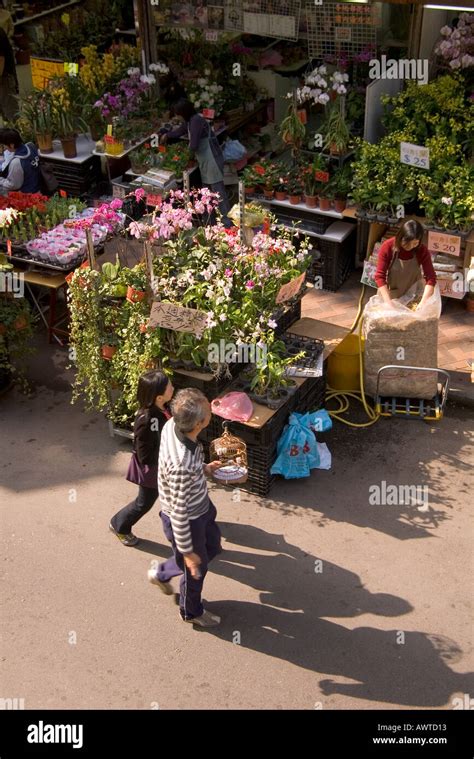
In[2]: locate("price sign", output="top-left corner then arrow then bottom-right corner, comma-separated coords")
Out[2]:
400,142 -> 430,170
202,108 -> 215,120
335,27 -> 352,42
297,109 -> 307,125
315,170 -> 329,183
59,189 -> 67,198
205,30 -> 218,41
146,194 -> 162,207
64,62 -> 78,77
428,231 -> 461,257
148,302 -> 208,334
7,240 -> 12,256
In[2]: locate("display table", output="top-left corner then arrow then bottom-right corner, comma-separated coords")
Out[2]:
13,267 -> 68,345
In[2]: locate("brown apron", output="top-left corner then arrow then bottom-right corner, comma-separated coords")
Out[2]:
387,248 -> 423,299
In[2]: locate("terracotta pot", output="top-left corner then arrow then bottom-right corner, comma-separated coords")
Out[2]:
304,195 -> 318,208
101,345 -> 117,360
263,189 -> 274,199
36,132 -> 53,154
275,191 -> 287,201
60,137 -> 77,159
126,286 -> 146,303
334,198 -> 347,213
289,195 -> 301,205
466,298 -> 474,313
13,316 -> 28,331
319,197 -> 331,211
329,143 -> 343,156
245,186 -> 256,197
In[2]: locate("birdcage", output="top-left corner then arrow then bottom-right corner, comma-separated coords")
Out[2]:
209,422 -> 248,485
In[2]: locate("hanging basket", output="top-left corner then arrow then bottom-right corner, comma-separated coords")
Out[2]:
210,422 -> 248,485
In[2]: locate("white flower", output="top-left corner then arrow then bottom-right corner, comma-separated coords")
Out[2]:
441,197 -> 453,205
440,25 -> 451,36
267,319 -> 277,329
204,68 -> 211,76
197,78 -> 206,86
219,313 -> 227,322
127,67 -> 140,76
194,100 -> 201,109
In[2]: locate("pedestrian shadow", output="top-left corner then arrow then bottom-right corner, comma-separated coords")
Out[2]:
205,524 -> 473,708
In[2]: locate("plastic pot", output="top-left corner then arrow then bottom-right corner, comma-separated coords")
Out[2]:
275,191 -> 287,201
245,186 -> 256,197
126,286 -> 146,303
305,195 -> 318,208
319,197 -> 331,211
60,137 -> 77,159
289,195 -> 301,205
101,345 -> 117,360
263,189 -> 274,199
266,387 -> 290,410
334,198 -> 347,213
36,133 -> 53,154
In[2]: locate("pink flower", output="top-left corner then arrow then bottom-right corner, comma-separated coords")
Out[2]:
128,221 -> 143,239
245,280 -> 255,290
134,188 -> 146,203
110,198 -> 123,210
224,268 -> 233,277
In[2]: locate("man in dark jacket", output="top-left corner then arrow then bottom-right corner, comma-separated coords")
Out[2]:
0,128 -> 40,194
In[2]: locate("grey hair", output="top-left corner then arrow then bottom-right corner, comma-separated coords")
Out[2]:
171,388 -> 208,433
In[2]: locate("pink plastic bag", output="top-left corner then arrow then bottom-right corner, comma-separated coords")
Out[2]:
211,392 -> 254,423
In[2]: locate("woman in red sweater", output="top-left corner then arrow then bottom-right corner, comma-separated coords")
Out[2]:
375,219 -> 437,311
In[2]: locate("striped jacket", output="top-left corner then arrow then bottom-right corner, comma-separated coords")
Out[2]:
158,418 -> 209,554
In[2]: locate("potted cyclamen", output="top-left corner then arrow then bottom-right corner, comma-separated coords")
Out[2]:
274,168 -> 289,201
263,167 -> 277,199
287,172 -> 303,205
242,165 -> 258,197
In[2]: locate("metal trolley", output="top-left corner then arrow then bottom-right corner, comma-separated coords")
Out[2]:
375,365 -> 450,422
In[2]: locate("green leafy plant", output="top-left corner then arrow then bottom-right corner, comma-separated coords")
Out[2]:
279,101 -> 306,150
322,100 -> 351,155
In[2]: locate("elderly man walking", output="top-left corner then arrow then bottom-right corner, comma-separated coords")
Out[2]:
148,388 -> 223,627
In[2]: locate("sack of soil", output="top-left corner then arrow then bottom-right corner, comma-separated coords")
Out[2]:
362,284 -> 441,400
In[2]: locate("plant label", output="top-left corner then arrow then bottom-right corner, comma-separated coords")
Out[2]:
202,109 -> 215,119
400,142 -> 429,169
106,125 -> 113,137
297,109 -> 307,124
315,170 -> 329,183
7,240 -> 11,256
427,231 -> 461,257
205,30 -> 218,41
146,194 -> 162,207
335,27 -> 352,42
148,302 -> 208,334
64,62 -> 78,77
60,189 -> 67,198
61,12 -> 70,26
276,272 -> 306,305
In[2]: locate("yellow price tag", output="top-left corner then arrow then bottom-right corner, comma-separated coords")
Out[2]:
64,62 -> 78,77
107,124 -> 113,137
61,13 -> 70,26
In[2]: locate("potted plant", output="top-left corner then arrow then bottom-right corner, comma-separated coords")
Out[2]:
279,101 -> 306,150
318,179 -> 333,211
322,100 -> 351,156
53,103 -> 86,159
273,165 -> 289,200
0,294 -> 35,390
20,90 -> 55,154
241,165 -> 259,196
129,144 -> 155,175
331,165 -> 352,213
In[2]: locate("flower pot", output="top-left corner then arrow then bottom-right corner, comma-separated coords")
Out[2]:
60,137 -> 77,159
266,387 -> 290,410
263,189 -> 274,199
376,213 -> 388,222
130,163 -> 150,175
334,198 -> 347,213
245,186 -> 256,197
387,216 -> 399,225
319,197 -> 331,211
182,360 -> 196,370
13,316 -> 28,331
36,133 -> 53,154
289,195 -> 301,205
169,358 -> 182,369
366,213 -> 377,222
275,191 -> 287,201
304,195 -> 318,208
0,324 -> 7,335
101,345 -> 117,360
329,143 -> 343,156
126,286 -> 146,303
250,390 -> 268,405
356,209 -> 367,220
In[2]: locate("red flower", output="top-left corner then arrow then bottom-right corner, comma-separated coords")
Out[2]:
254,165 -> 265,176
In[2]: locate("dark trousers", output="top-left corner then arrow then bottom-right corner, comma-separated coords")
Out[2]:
158,502 -> 221,620
208,180 -> 232,227
111,486 -> 158,534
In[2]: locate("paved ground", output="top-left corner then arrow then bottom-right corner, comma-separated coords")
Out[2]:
1,340 -> 473,710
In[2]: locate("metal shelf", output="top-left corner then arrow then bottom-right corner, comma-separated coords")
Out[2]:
14,0 -> 80,26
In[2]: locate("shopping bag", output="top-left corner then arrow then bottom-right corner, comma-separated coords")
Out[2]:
271,416 -> 311,479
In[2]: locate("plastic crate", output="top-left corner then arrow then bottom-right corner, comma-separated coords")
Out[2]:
307,234 -> 355,292
281,332 -> 325,377
273,297 -> 302,336
171,364 -> 240,401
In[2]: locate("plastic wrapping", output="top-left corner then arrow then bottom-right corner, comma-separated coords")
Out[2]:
363,284 -> 441,400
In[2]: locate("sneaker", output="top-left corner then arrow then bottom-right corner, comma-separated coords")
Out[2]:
109,522 -> 139,547
147,568 -> 173,595
182,609 -> 221,627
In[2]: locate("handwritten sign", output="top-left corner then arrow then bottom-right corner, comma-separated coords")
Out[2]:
275,272 -> 306,305
148,302 -> 208,334
146,194 -> 162,207
428,231 -> 461,257
400,142 -> 430,170
335,27 -> 352,42
205,30 -> 218,41
315,170 -> 330,183
202,109 -> 215,120
30,57 -> 64,90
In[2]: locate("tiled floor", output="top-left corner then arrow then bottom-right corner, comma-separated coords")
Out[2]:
302,270 -> 473,374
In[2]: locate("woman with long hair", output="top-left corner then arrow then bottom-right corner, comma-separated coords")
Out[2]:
109,370 -> 174,546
